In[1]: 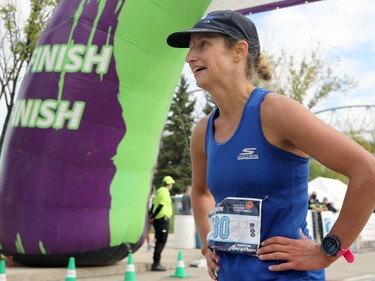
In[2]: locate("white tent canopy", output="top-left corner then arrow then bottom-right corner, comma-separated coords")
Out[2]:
308,177 -> 348,209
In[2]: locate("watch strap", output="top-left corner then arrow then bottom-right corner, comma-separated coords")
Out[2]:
337,248 -> 355,263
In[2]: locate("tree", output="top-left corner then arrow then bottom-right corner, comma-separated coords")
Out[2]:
0,0 -> 58,156
153,75 -> 196,194
255,43 -> 357,110
202,91 -> 215,115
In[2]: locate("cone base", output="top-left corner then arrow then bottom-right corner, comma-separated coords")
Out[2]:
125,272 -> 137,281
170,273 -> 189,278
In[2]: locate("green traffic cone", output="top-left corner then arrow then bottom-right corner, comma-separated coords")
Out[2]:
65,257 -> 76,281
124,253 -> 137,281
0,259 -> 6,281
170,251 -> 189,278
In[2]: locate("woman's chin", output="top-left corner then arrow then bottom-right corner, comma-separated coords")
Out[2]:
195,79 -> 207,90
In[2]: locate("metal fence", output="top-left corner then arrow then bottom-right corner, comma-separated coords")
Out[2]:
308,210 -> 375,253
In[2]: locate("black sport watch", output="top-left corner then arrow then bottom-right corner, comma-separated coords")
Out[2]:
321,235 -> 355,263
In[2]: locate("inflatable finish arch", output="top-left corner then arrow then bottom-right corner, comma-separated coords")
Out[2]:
0,0 -> 210,266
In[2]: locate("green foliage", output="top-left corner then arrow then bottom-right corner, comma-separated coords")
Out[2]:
23,1 -> 59,62
0,0 -> 58,155
153,75 -> 196,195
255,43 -> 357,110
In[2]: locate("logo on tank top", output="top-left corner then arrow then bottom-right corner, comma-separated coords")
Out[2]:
237,148 -> 259,160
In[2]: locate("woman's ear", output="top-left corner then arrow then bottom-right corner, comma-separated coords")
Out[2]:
234,40 -> 248,62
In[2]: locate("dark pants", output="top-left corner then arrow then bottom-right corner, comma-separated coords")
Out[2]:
152,216 -> 169,265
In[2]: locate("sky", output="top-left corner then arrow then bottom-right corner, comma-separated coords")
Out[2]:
1,0 -> 375,134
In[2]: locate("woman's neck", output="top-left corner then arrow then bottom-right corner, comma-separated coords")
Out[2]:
208,81 -> 255,118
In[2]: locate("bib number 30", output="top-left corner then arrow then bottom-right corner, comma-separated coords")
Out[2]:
207,197 -> 263,256
212,215 -> 230,239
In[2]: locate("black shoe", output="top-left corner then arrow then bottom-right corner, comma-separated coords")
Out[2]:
151,263 -> 167,271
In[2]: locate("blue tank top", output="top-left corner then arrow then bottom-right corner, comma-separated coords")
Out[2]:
206,88 -> 325,280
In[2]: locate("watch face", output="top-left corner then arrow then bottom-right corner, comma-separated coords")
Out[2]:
322,235 -> 340,256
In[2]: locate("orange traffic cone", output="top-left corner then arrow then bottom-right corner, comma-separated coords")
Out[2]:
170,251 -> 189,278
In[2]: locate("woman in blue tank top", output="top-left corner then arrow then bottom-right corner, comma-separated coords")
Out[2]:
166,10 -> 375,281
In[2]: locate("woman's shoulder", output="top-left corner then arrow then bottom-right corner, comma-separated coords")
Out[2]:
192,114 -> 212,137
263,91 -> 294,105
191,114 -> 212,155
261,91 -> 308,121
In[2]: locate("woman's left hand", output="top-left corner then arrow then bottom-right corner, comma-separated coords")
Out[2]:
256,230 -> 336,271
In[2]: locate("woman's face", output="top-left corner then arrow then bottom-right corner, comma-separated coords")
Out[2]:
186,33 -> 236,89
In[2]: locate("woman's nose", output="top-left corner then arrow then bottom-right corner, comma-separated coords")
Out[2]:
186,49 -> 197,63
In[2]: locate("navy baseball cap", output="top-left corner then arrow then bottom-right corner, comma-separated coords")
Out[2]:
167,10 -> 260,57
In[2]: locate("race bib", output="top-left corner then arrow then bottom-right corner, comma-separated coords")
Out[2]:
207,197 -> 263,256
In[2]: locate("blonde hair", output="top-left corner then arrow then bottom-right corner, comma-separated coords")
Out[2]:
251,52 -> 273,81
224,37 -> 273,81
